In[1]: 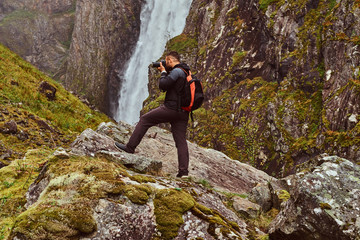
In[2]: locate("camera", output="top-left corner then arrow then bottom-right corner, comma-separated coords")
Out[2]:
152,60 -> 166,68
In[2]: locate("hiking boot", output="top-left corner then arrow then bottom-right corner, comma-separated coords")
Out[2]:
114,142 -> 134,154
176,170 -> 189,178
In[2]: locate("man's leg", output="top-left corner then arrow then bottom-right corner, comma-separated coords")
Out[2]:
170,113 -> 189,176
126,105 -> 175,152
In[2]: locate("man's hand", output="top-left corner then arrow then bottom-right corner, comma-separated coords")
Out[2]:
158,62 -> 166,72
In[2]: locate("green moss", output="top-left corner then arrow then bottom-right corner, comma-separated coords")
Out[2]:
142,92 -> 165,113
320,202 -> 332,210
259,0 -> 278,11
247,208 -> 279,239
129,175 -> 156,183
199,45 -> 208,56
194,202 -> 214,216
47,155 -> 130,200
6,154 -> 150,239
191,78 -> 278,162
10,205 -> 96,239
154,188 -> 195,240
191,202 -> 241,238
0,44 -> 110,159
167,34 -> 198,54
0,149 -> 51,238
0,218 -> 13,239
123,184 -> 152,205
210,8 -> 221,25
277,190 -> 290,202
231,51 -> 247,69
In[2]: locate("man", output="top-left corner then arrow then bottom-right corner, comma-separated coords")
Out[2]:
114,51 -> 190,178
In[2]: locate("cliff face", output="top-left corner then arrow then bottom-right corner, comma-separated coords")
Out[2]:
145,0 -> 360,177
0,0 -> 76,76
0,0 -> 143,115
64,0 -> 143,115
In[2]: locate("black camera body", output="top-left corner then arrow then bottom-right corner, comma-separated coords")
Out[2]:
152,60 -> 166,68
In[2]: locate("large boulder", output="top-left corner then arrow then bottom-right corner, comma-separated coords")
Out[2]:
70,128 -> 162,174
97,121 -> 278,194
9,146 -> 249,240
269,155 -> 360,240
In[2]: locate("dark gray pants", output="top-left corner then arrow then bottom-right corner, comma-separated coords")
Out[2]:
126,105 -> 189,172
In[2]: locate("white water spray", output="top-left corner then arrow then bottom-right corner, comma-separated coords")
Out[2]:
115,0 -> 192,124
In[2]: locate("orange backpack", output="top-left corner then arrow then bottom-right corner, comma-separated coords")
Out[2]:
179,68 -> 204,116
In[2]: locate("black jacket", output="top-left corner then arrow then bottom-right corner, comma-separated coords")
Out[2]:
159,63 -> 190,111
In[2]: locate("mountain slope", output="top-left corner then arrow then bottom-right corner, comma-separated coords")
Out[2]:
0,43 -> 110,163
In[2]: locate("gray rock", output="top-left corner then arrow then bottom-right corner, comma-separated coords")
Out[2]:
269,156 -> 360,240
3,120 -> 17,134
232,196 -> 261,219
97,150 -> 162,174
96,121 -> 132,144
248,183 -> 273,212
70,128 -> 162,173
0,0 -> 75,76
52,147 -> 70,159
25,163 -> 49,209
64,0 -> 143,113
100,121 -> 278,194
81,199 -> 156,240
70,128 -> 118,156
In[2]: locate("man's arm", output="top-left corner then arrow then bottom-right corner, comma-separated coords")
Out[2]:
158,63 -> 185,91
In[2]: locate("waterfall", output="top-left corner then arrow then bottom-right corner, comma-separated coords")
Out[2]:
114,0 -> 192,125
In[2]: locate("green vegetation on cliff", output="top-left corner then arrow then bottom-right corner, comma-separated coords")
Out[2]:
0,44 -> 110,162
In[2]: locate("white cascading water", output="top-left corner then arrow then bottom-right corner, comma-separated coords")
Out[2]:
115,0 -> 193,124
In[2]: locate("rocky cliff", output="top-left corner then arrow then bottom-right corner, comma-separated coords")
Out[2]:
0,0 -> 143,115
145,0 -> 360,177
0,0 -> 76,76
1,44 -> 360,240
63,0 -> 143,115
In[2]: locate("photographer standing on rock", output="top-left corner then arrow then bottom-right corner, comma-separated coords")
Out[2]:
115,51 -> 190,178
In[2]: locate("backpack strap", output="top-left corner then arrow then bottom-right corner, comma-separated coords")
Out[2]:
177,68 -> 195,123
178,68 -> 192,82
176,67 -> 190,112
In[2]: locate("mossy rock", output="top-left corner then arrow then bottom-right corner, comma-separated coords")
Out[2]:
319,202 -> 332,210
154,188 -> 195,240
191,202 -> 241,236
277,190 -> 290,202
10,204 -> 96,239
123,184 -> 152,205
129,175 -> 156,183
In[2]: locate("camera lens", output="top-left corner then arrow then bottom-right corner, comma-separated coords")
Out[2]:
152,60 -> 166,68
